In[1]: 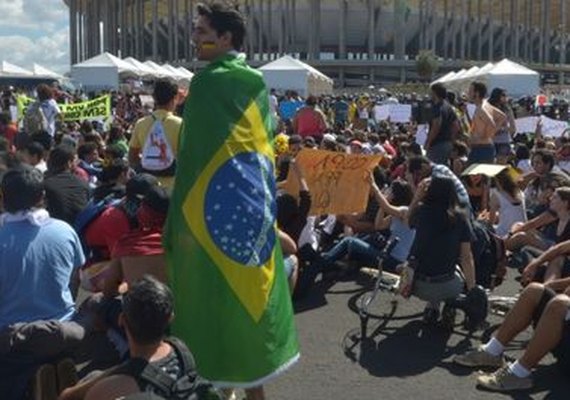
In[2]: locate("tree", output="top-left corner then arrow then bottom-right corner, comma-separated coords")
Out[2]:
416,49 -> 441,81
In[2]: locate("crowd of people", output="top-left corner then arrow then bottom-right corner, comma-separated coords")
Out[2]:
1,3 -> 570,400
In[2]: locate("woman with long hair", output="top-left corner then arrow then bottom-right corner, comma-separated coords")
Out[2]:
488,87 -> 516,163
408,176 -> 476,325
488,169 -> 527,237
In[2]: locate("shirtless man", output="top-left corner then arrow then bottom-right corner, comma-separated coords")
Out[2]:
468,82 -> 507,165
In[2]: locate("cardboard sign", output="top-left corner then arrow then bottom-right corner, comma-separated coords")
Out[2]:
389,104 -> 412,123
462,163 -> 507,177
415,124 -> 429,146
373,105 -> 390,121
540,116 -> 568,138
515,116 -> 539,134
284,149 -> 382,216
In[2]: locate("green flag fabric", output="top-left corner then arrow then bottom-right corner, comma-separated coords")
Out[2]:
164,53 -> 299,387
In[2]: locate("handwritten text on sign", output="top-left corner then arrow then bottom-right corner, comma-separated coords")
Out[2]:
284,149 -> 382,216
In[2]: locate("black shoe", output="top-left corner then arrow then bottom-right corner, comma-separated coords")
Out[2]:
422,306 -> 440,325
440,304 -> 456,330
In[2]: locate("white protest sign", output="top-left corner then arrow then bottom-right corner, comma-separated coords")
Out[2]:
374,105 -> 390,121
389,104 -> 412,123
467,103 -> 476,120
416,124 -> 428,146
540,116 -> 568,138
515,116 -> 539,134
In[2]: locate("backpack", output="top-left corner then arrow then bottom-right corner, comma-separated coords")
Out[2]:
114,337 -> 221,400
73,194 -> 122,262
141,115 -> 176,177
470,220 -> 507,289
23,101 -> 48,135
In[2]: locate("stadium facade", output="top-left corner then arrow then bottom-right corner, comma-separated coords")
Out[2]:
65,0 -> 570,85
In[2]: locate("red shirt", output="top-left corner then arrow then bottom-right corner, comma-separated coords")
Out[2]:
2,123 -> 18,149
84,207 -> 132,260
294,107 -> 326,138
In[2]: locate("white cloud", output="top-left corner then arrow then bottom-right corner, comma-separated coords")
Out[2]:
0,0 -> 69,73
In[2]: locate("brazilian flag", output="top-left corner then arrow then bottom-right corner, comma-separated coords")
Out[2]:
164,53 -> 299,386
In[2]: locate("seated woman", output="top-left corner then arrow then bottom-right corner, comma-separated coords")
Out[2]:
507,185 -> 570,253
488,168 -> 527,237
408,176 -> 476,325
316,176 -> 415,273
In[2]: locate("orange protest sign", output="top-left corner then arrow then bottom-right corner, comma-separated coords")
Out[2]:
284,149 -> 382,216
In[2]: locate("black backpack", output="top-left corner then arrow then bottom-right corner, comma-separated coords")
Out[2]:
470,220 -> 507,289
114,337 -> 221,400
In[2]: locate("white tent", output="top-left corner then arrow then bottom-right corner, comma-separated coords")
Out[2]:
144,61 -> 174,79
0,61 -> 33,77
259,55 -> 333,96
71,52 -> 140,89
123,57 -> 157,78
162,64 -> 188,81
432,71 -> 456,84
32,64 -> 64,80
176,66 -> 194,80
480,59 -> 540,97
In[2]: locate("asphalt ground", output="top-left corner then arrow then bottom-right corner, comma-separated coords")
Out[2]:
264,269 -> 570,400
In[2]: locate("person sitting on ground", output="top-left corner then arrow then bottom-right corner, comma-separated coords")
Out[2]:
486,168 -> 527,237
21,141 -> 48,173
0,166 -> 87,399
44,145 -> 90,225
279,229 -> 299,294
104,185 -> 171,297
408,176 -> 476,326
60,276 -> 221,400
453,281 -> 570,392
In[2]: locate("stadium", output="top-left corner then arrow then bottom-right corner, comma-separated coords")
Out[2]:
65,0 -> 570,86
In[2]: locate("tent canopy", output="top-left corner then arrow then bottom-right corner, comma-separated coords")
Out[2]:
71,52 -> 140,89
1,61 -> 33,77
32,64 -> 63,79
123,57 -> 157,77
259,55 -> 333,96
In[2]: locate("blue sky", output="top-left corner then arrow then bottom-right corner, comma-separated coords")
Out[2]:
0,0 -> 69,73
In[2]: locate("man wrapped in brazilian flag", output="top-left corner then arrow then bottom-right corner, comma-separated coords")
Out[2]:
164,3 -> 299,397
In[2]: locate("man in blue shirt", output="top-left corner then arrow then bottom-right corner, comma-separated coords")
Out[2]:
0,166 -> 86,398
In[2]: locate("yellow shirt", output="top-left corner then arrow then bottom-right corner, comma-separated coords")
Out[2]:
129,109 -> 183,190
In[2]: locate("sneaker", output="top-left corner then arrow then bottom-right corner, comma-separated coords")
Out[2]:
56,358 -> 78,394
32,364 -> 58,400
453,346 -> 505,368
422,306 -> 440,325
476,366 -> 533,392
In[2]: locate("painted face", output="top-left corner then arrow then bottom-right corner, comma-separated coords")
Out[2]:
191,15 -> 226,61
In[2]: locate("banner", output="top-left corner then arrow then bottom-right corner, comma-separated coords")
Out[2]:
373,104 -> 412,123
540,116 -> 568,138
17,95 -> 112,122
515,116 -> 539,134
284,149 -> 382,216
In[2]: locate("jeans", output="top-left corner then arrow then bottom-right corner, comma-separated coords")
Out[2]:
427,141 -> 453,166
468,144 -> 496,165
320,237 -> 401,271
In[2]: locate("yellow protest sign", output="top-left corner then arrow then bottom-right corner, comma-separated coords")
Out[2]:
17,95 -> 112,122
284,149 -> 382,216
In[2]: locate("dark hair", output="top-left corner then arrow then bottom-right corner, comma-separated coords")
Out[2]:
0,111 -> 11,125
470,82 -> 487,99
47,145 -> 75,173
122,276 -> 174,345
143,185 -> 170,215
104,144 -> 126,160
532,149 -> 555,171
100,159 -> 129,184
488,87 -> 506,110
515,144 -> 530,161
1,166 -> 44,213
430,83 -> 447,101
77,143 -> 98,161
25,142 -> 46,160
495,169 -> 519,199
36,84 -> 53,102
390,180 -> 413,207
108,125 -> 125,143
276,193 -> 299,229
306,96 -> 317,107
407,155 -> 431,174
196,2 -> 247,50
453,141 -> 469,158
423,176 -> 459,229
153,79 -> 179,107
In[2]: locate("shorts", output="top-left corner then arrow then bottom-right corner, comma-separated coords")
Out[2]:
284,255 -> 296,278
